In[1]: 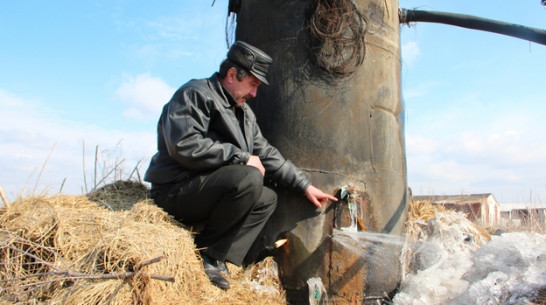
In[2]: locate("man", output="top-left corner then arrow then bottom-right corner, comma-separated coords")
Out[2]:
144,41 -> 337,290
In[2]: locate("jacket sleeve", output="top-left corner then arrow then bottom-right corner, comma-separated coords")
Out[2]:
250,118 -> 311,194
162,88 -> 250,171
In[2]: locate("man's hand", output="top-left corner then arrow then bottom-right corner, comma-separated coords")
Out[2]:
246,155 -> 265,176
305,185 -> 338,208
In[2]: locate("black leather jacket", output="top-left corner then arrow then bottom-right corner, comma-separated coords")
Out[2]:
144,73 -> 311,194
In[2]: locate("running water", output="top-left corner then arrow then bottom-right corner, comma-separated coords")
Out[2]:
333,230 -> 406,251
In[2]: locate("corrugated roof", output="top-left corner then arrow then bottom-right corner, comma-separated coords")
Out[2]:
413,193 -> 493,205
499,202 -> 546,212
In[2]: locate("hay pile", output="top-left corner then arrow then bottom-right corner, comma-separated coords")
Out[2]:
0,189 -> 286,305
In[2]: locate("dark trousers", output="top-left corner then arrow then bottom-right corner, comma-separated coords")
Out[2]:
152,165 -> 277,266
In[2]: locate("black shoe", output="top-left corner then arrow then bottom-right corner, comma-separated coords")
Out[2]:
217,260 -> 231,279
201,253 -> 230,290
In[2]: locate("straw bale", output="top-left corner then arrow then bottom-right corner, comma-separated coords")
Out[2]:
0,193 -> 287,305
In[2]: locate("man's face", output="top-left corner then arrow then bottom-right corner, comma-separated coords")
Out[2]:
223,69 -> 262,107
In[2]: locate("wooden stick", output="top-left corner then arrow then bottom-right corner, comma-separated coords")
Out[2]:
0,246 -> 175,285
82,140 -> 88,193
135,256 -> 165,270
2,270 -> 175,284
150,274 -> 176,282
0,185 -> 10,208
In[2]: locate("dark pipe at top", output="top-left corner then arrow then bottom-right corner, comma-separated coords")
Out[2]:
399,8 -> 546,45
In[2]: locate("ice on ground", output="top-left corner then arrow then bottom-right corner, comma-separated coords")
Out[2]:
394,211 -> 546,305
451,232 -> 546,305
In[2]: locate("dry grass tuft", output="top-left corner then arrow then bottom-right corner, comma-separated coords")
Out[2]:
407,198 -> 449,222
87,180 -> 149,211
0,187 -> 287,305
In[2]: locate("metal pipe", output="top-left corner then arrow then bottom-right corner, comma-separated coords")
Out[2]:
235,1 -> 407,303
399,8 -> 546,46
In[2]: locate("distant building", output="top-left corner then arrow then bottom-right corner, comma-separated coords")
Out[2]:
499,203 -> 546,226
413,193 -> 500,227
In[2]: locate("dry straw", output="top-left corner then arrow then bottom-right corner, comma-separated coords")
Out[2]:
1,181 -> 503,304
0,184 -> 286,305
0,186 -> 9,208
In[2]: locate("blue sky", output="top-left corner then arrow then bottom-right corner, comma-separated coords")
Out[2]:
1,1 -> 544,204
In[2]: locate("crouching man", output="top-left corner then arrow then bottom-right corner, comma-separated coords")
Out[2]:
144,41 -> 337,290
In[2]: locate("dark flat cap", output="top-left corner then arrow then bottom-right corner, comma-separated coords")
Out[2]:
227,41 -> 273,85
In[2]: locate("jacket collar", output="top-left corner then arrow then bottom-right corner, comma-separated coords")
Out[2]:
209,73 -> 238,108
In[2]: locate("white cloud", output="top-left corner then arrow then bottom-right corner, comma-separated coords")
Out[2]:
406,134 -> 437,154
460,132 -> 487,153
407,120 -> 546,203
145,16 -> 202,41
427,160 -> 469,181
116,4 -> 227,66
127,43 -> 193,63
116,73 -> 174,120
458,129 -> 545,166
0,89 -> 156,201
402,82 -> 436,101
401,41 -> 420,67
